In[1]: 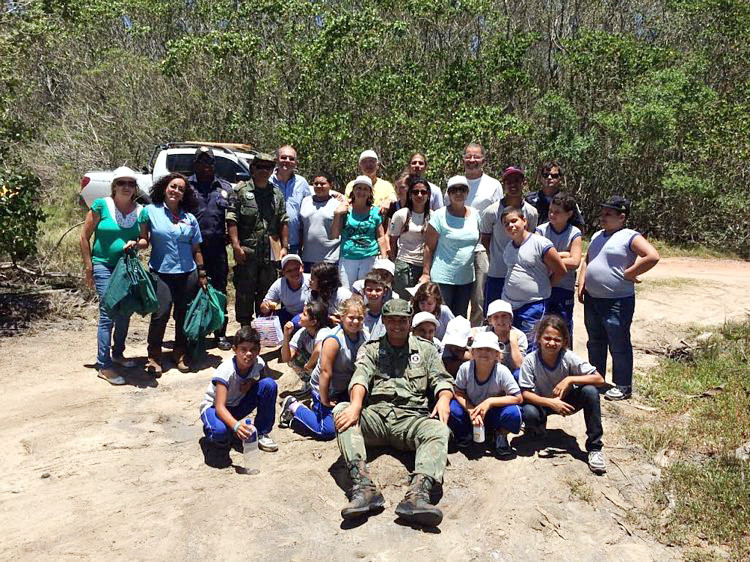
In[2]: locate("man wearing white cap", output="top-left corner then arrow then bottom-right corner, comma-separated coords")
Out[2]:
448,331 -> 522,457
260,254 -> 311,327
344,150 -> 397,207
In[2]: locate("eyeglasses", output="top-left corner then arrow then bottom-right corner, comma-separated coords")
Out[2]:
545,173 -> 560,179
411,189 -> 429,196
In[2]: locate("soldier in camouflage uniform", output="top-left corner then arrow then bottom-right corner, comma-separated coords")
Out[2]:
227,153 -> 289,326
333,299 -> 455,527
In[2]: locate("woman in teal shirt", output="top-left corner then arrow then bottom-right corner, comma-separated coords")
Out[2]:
330,175 -> 387,289
422,175 -> 481,317
80,167 -> 142,385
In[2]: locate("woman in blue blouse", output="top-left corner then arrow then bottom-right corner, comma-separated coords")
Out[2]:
138,173 -> 207,376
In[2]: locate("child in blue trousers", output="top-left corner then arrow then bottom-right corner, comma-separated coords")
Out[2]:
200,327 -> 279,452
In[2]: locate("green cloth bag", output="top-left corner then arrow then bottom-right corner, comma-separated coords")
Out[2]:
102,251 -> 158,317
184,285 -> 227,357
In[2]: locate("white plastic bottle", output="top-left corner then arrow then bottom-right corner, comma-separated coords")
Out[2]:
242,422 -> 260,475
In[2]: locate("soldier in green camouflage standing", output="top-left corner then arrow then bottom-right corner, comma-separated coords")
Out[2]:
227,153 -> 289,326
333,299 -> 455,526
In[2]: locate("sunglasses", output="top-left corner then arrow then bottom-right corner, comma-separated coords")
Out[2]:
545,173 -> 560,179
411,189 -> 429,196
448,185 -> 469,193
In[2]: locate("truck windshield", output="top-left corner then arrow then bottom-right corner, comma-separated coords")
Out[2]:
166,154 -> 249,183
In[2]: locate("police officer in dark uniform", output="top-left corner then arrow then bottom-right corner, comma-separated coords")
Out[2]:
188,146 -> 232,350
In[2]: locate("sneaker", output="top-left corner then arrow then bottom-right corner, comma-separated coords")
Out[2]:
588,450 -> 607,474
258,434 -> 279,452
604,386 -> 631,401
112,354 -> 137,368
494,432 -> 514,458
97,368 -> 126,386
216,336 -> 233,351
279,396 -> 297,428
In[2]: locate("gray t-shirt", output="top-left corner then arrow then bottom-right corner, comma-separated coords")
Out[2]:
200,356 -> 266,414
309,286 -> 353,316
455,360 -> 521,406
585,228 -> 640,299
536,222 -> 582,291
264,274 -> 311,315
364,311 -> 385,341
501,233 -> 554,309
299,195 -> 340,263
518,349 -> 596,398
290,326 -> 330,355
484,325 -> 528,372
480,200 -> 539,278
309,327 -> 367,396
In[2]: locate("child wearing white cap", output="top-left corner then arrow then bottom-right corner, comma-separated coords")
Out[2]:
351,258 -> 399,301
484,299 -> 527,379
260,254 -> 311,327
411,311 -> 443,352
448,331 -> 523,457
440,315 -> 472,376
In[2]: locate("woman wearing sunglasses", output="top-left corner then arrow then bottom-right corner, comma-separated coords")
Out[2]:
80,167 -> 144,385
387,174 -> 432,296
421,175 -> 481,317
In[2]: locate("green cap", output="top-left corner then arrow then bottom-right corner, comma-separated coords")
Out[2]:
252,152 -> 275,166
382,299 -> 413,317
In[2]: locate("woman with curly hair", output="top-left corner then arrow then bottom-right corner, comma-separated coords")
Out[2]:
137,172 -> 207,376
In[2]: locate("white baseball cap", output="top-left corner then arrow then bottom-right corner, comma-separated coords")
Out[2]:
486,299 -> 513,318
352,175 -> 373,189
358,149 -> 379,163
373,258 -> 395,276
441,316 -> 472,348
405,282 -> 424,296
471,331 -> 502,353
112,166 -> 138,183
280,254 -> 303,268
446,175 -> 469,191
412,311 -> 439,329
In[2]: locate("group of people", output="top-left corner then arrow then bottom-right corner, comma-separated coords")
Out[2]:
80,141 -> 660,527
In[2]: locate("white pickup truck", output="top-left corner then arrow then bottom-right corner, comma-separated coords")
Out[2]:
79,142 -> 254,207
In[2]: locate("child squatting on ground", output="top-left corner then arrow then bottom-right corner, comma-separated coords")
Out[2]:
448,331 -> 523,458
518,315 -> 607,474
199,327 -> 279,453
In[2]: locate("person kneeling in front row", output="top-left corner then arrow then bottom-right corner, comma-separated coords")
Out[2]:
333,299 -> 454,527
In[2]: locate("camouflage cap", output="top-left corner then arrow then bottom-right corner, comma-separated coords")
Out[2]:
382,299 -> 413,317
252,152 -> 276,167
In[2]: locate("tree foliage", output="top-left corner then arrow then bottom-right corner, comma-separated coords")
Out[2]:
0,0 -> 748,256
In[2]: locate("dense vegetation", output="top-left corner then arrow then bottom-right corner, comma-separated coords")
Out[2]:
1,0 -> 749,259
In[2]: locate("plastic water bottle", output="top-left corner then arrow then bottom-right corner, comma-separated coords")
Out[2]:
242,422 -> 260,475
472,423 -> 485,443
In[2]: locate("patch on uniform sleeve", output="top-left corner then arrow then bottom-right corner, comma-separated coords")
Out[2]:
246,192 -> 254,200
220,189 -> 228,199
409,353 -> 421,365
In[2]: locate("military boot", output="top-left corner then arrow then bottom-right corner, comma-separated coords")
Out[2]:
395,473 -> 443,527
340,460 -> 385,520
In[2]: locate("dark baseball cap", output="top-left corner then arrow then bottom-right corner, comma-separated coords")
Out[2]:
382,299 -> 413,317
600,195 -> 631,215
501,166 -> 524,180
194,146 -> 215,163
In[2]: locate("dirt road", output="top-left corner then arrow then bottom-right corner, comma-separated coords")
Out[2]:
1,257 -> 748,560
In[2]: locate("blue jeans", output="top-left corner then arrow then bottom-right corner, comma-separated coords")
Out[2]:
448,399 -> 522,440
547,287 -> 575,339
483,276 -> 505,315
522,384 -> 603,451
93,263 -> 131,369
201,378 -> 278,444
583,293 -> 635,390
437,282 -> 473,318
290,390 -> 347,440
513,300 -> 547,352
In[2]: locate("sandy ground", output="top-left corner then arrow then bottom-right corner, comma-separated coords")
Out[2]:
1,257 -> 748,560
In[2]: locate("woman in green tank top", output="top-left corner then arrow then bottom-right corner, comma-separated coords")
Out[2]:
80,167 -> 142,385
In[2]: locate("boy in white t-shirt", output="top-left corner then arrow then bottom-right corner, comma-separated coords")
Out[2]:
448,331 -> 523,457
484,299 -> 527,379
200,327 -> 278,459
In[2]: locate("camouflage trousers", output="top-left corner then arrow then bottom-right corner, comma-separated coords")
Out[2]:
334,403 -> 450,483
232,256 -> 278,326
